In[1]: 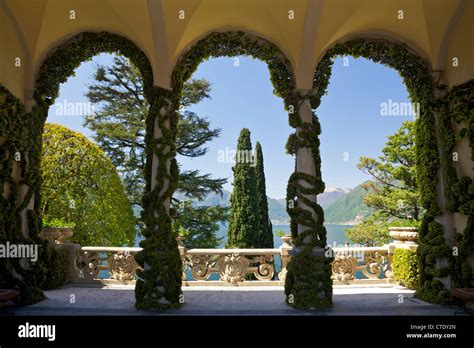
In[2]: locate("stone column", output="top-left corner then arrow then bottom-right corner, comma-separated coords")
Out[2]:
432,84 -> 453,290
284,90 -> 333,309
278,235 -> 293,282
295,98 -> 318,234
134,88 -> 183,309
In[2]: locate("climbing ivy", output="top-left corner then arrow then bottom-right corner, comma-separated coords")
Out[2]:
168,31 -> 333,308
2,31 -> 470,309
439,79 -> 474,290
0,32 -> 183,308
0,85 -> 49,304
309,38 -> 454,305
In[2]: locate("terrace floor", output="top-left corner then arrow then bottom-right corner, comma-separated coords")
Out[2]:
10,284 -> 467,316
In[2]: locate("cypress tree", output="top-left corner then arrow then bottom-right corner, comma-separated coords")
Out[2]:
226,128 -> 260,248
255,142 -> 274,248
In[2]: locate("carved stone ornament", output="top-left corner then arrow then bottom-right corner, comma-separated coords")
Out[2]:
253,255 -> 275,280
331,253 -> 355,282
77,251 -> 100,279
217,253 -> 250,283
108,252 -> 138,282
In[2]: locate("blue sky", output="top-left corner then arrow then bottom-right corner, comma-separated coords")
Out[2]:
47,53 -> 411,198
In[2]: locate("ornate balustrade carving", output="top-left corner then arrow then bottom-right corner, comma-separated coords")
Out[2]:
75,247 -> 142,285
183,249 -> 278,284
71,235 -> 406,286
331,246 -> 393,284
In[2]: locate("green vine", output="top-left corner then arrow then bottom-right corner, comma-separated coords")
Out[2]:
0,32 -> 182,308
0,85 -> 48,304
2,31 -> 469,310
439,79 -> 474,290
167,31 -> 332,308
309,38 -> 453,305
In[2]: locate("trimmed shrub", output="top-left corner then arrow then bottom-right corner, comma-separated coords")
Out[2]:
40,248 -> 69,290
393,248 -> 419,289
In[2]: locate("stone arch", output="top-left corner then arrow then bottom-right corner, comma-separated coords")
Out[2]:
309,37 -> 453,304
171,27 -> 297,76
3,31 -> 159,305
138,30 -> 334,309
315,30 -> 432,75
34,31 -> 155,108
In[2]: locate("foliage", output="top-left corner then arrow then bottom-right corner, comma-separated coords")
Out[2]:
85,58 -> 222,206
345,214 -> 391,247
42,217 -> 75,228
226,129 -> 260,248
40,248 -> 69,290
30,32 -> 183,308
2,30 -> 468,309
324,183 -> 372,224
85,56 -> 227,249
358,121 -> 422,221
0,85 -> 46,304
41,123 -> 136,246
275,229 -> 287,238
393,249 -> 419,289
255,142 -> 274,248
174,201 -> 226,248
310,38 -> 453,305
439,80 -> 474,289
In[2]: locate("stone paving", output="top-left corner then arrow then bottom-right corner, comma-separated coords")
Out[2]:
10,284 -> 465,316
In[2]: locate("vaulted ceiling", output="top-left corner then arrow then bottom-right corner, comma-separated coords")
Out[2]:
1,0 -> 472,102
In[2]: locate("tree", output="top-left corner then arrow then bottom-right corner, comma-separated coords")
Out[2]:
346,121 -> 422,246
41,123 -> 136,246
344,214 -> 392,246
173,201 -> 227,249
255,142 -> 273,248
226,129 -> 260,248
357,121 -> 421,221
84,56 -> 227,248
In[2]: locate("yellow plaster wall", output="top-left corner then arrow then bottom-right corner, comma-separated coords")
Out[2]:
8,0 -> 158,81
163,0 -> 307,70
311,0 -> 436,70
0,5 -> 26,101
442,2 -> 474,87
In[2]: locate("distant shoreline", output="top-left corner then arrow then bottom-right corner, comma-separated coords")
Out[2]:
271,221 -> 354,227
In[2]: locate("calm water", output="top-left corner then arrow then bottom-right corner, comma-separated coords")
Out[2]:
130,224 -> 353,280
133,223 -> 351,248
215,223 -> 351,248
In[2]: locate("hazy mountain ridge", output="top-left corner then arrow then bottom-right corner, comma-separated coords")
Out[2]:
174,185 -> 365,224
323,183 -> 373,224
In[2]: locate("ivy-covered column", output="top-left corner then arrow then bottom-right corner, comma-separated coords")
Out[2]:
438,80 -> 474,293
0,85 -> 49,304
134,87 -> 183,309
284,90 -> 333,309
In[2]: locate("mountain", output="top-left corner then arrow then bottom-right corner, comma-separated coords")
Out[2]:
323,182 -> 373,224
174,185 -> 357,224
138,183 -> 370,227
174,189 -> 289,223
318,187 -> 351,208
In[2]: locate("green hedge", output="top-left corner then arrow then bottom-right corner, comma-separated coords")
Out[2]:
393,249 -> 419,289
40,248 -> 69,290
310,38 -> 450,305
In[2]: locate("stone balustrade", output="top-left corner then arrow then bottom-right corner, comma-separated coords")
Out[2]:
74,246 -> 142,285
182,248 -> 281,284
331,246 -> 393,284
62,229 -> 418,286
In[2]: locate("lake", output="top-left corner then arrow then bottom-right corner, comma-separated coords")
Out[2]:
130,224 -> 354,281
215,223 -> 352,248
